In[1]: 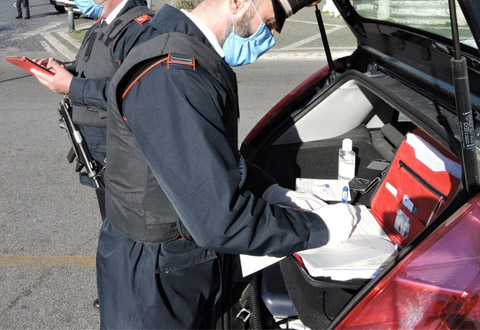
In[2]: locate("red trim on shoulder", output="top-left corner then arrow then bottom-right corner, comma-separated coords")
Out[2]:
122,58 -> 168,99
166,53 -> 196,71
134,14 -> 152,26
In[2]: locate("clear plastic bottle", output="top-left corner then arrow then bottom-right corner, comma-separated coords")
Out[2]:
338,138 -> 356,181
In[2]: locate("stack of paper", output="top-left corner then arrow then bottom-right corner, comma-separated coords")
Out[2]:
296,205 -> 397,280
240,205 -> 397,281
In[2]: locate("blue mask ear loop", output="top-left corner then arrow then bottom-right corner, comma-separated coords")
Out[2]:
232,0 -> 265,36
249,0 -> 265,27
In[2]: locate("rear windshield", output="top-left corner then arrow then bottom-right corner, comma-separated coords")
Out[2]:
349,0 -> 477,49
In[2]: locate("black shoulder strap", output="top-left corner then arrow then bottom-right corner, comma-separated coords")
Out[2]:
110,32 -> 237,115
78,21 -> 102,62
102,6 -> 153,47
80,21 -> 98,47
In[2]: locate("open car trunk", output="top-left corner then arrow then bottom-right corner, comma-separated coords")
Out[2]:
250,68 -> 465,202
235,59 -> 470,329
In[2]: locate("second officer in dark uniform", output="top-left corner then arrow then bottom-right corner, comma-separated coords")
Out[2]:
31,0 -> 154,309
32,0 -> 153,221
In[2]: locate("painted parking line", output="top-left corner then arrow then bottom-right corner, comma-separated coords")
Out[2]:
287,19 -> 320,25
0,254 -> 96,267
259,48 -> 355,60
281,24 -> 346,50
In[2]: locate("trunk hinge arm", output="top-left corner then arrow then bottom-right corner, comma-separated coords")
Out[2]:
315,4 -> 338,83
448,0 -> 479,196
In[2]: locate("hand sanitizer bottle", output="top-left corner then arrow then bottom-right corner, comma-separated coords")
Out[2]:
338,138 -> 355,181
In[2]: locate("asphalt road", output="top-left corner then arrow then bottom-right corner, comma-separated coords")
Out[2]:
0,0 -> 349,328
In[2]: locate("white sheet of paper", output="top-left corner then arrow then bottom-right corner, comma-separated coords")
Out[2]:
406,133 -> 462,180
239,254 -> 285,277
296,205 -> 397,280
239,205 -> 396,280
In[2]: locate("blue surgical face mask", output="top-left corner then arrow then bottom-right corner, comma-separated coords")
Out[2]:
74,0 -> 103,18
222,1 -> 275,66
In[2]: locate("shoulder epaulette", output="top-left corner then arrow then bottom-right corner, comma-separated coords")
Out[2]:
122,53 -> 196,99
134,14 -> 152,26
167,54 -> 196,70
102,6 -> 154,47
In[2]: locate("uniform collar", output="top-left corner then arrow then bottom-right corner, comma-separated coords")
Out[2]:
105,0 -> 128,24
181,9 -> 224,58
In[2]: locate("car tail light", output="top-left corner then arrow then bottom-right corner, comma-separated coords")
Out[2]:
337,194 -> 480,329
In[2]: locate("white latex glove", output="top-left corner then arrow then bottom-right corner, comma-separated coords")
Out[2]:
262,184 -> 328,211
313,203 -> 359,245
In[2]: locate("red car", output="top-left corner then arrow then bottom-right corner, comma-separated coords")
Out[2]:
220,0 -> 480,329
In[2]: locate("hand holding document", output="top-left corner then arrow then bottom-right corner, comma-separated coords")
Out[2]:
296,205 -> 397,280
312,203 -> 359,245
243,186 -> 329,277
240,205 -> 397,280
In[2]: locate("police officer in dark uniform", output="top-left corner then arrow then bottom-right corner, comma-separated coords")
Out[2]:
32,0 -> 153,220
31,0 -> 153,308
99,0 -> 357,328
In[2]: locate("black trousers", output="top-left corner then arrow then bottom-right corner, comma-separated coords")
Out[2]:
15,0 -> 29,17
96,219 -> 221,329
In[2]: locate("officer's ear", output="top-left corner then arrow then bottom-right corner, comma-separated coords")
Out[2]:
228,0 -> 251,15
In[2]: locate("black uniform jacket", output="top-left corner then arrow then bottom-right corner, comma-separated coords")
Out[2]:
68,0 -> 150,110
115,6 -> 329,257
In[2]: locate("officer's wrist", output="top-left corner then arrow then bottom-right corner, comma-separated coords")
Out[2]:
68,77 -> 86,103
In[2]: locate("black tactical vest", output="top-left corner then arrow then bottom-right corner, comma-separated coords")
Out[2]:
72,6 -> 153,127
106,32 -> 239,243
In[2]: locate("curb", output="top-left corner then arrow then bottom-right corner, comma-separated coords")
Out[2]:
41,23 -> 92,61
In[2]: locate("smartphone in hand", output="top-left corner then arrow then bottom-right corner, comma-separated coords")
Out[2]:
6,56 -> 54,76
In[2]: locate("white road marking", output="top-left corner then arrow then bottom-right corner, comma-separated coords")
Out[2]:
58,31 -> 82,49
281,25 -> 346,50
259,49 -> 355,61
41,32 -> 75,61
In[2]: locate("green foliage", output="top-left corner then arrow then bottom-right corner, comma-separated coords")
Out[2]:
173,0 -> 202,10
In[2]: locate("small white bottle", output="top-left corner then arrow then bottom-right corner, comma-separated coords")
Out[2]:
338,138 -> 356,181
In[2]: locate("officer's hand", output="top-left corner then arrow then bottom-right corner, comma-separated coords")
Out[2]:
32,58 -> 60,67
312,203 -> 359,246
262,184 -> 327,211
31,58 -> 73,95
